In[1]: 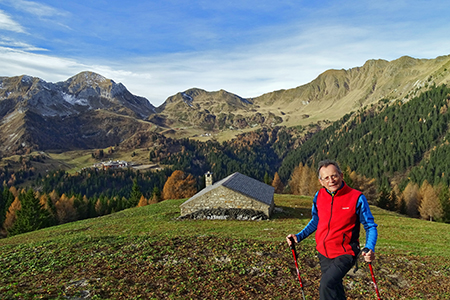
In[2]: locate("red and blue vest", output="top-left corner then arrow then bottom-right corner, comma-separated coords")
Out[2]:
315,183 -> 362,258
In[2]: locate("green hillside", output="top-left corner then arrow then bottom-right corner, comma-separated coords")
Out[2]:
1,195 -> 449,299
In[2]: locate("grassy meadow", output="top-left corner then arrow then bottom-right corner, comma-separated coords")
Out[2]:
1,194 -> 449,299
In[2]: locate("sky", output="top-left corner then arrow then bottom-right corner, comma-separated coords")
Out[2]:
1,0 -> 450,107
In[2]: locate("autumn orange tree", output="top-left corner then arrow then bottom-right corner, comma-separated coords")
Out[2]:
137,195 -> 148,207
162,170 -> 197,200
55,194 -> 78,224
289,163 -> 321,196
272,172 -> 284,194
402,182 -> 420,218
419,180 -> 443,221
4,196 -> 21,233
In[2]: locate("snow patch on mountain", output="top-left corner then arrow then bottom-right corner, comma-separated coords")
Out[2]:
62,92 -> 90,106
182,93 -> 194,107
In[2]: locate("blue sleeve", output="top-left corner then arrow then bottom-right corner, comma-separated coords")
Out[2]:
356,194 -> 378,252
295,192 -> 319,242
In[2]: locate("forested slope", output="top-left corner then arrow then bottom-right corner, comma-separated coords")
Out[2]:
279,84 -> 450,189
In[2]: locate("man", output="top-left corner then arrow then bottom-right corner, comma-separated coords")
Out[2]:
286,159 -> 378,300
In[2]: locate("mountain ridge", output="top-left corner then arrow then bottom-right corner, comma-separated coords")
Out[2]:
251,55 -> 450,125
2,54 -> 450,156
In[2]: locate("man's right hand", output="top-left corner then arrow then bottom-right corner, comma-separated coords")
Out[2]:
362,248 -> 375,263
286,234 -> 298,247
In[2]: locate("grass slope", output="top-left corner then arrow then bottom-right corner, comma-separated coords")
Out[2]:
1,195 -> 449,299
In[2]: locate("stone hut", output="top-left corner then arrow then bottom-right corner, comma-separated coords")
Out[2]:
180,172 -> 275,218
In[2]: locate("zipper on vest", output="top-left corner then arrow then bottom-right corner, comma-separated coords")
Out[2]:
323,192 -> 335,258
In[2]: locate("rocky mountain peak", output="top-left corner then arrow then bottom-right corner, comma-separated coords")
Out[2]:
65,71 -> 110,93
0,72 -> 158,155
1,72 -> 156,118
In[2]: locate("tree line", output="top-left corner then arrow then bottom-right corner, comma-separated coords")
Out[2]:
0,168 -> 200,237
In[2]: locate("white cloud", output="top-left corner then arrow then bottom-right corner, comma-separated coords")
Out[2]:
5,0 -> 67,18
0,9 -> 25,33
0,46 -> 87,80
0,36 -> 47,51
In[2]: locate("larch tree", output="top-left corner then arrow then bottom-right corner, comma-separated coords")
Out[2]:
419,181 -> 443,221
289,163 -> 321,196
95,198 -> 103,216
48,190 -> 60,206
94,196 -> 109,216
162,170 -> 197,200
402,182 -> 420,218
298,164 -> 312,196
272,172 -> 285,194
289,163 -> 304,195
55,194 -> 78,224
137,195 -> 148,207
3,196 -> 21,233
9,186 -> 19,198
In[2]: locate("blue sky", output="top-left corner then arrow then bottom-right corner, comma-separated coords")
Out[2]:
1,0 -> 450,106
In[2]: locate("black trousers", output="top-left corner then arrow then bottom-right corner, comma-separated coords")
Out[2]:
318,253 -> 355,300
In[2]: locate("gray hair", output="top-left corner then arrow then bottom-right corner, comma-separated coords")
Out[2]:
317,159 -> 342,179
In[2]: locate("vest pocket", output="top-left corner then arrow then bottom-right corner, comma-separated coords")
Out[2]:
341,234 -> 347,252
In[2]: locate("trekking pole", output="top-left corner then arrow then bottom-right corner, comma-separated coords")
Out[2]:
288,237 -> 306,300
362,247 -> 381,300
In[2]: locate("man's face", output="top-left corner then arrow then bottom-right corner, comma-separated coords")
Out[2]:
318,165 -> 343,192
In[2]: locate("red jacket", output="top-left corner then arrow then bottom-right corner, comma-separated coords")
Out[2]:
315,183 -> 362,258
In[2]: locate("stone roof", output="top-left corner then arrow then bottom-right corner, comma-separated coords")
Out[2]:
183,172 -> 274,206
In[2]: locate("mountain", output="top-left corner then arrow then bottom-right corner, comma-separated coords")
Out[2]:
152,88 -> 282,131
253,55 -> 450,125
157,55 -> 450,129
0,72 -> 157,155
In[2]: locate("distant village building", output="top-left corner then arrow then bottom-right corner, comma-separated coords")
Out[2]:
94,160 -> 129,170
180,172 -> 275,218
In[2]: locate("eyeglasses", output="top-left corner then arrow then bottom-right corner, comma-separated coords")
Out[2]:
319,174 -> 340,182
